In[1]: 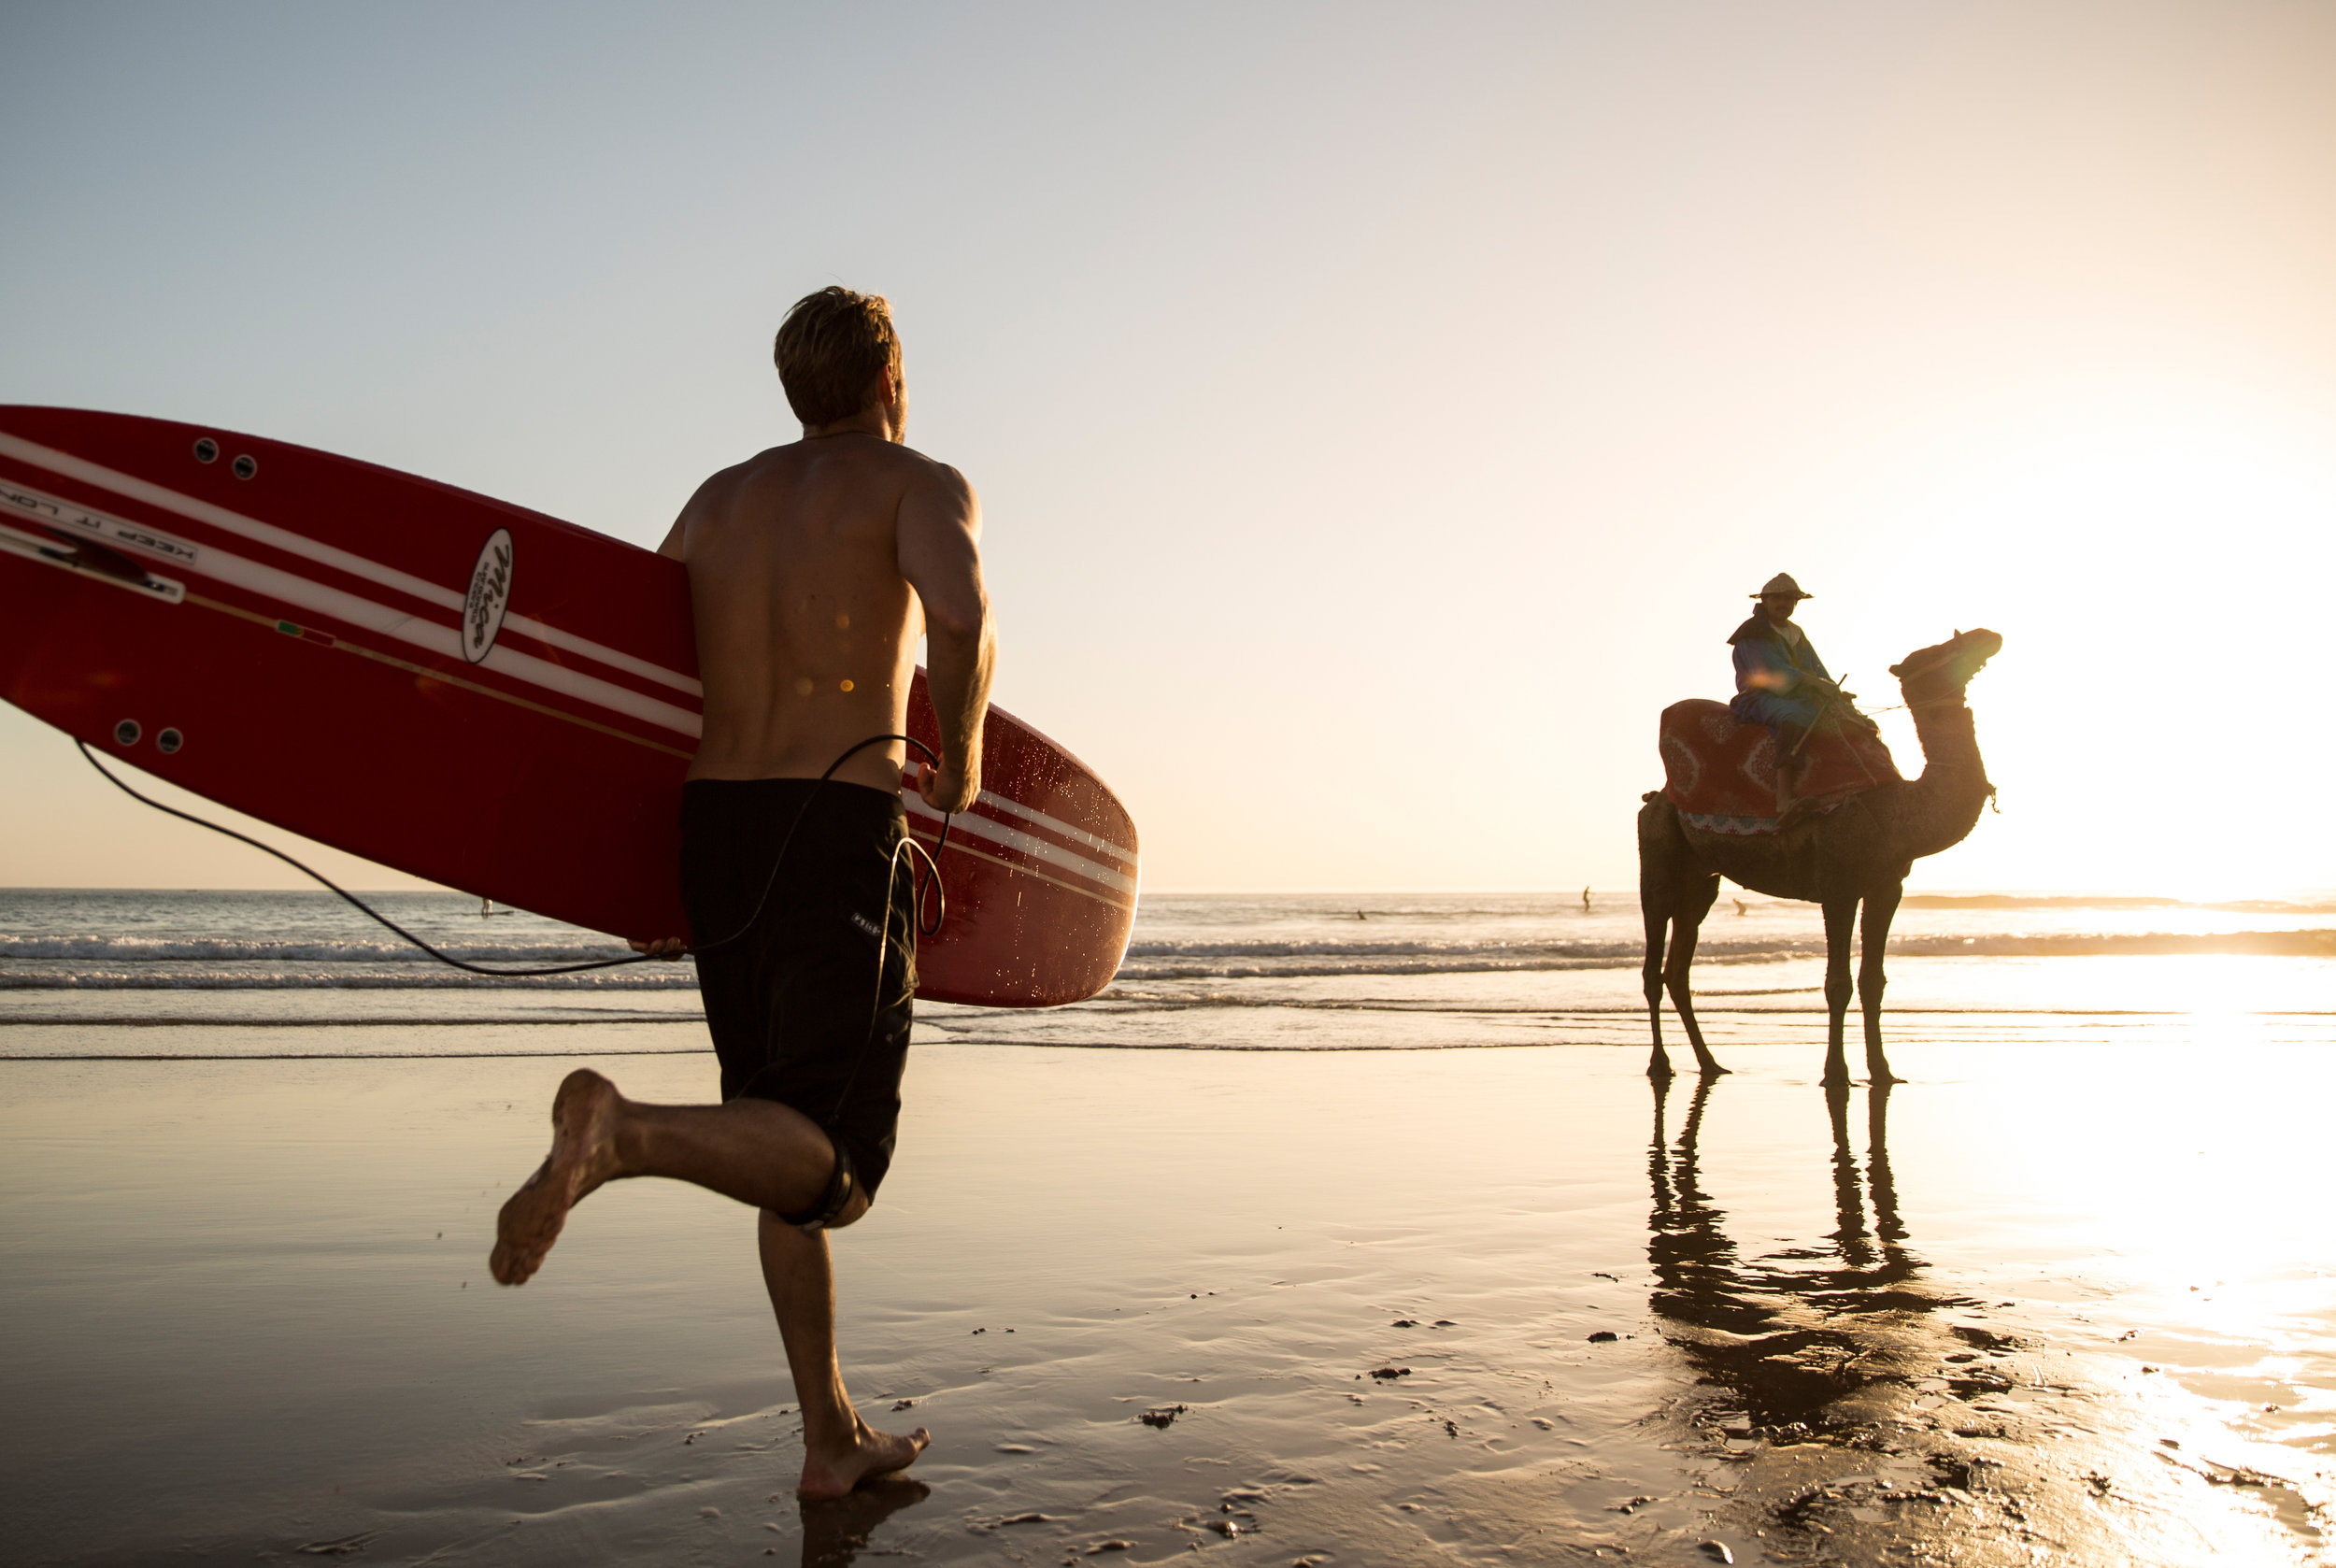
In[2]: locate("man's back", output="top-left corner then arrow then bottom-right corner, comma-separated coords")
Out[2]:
661,432 -> 985,799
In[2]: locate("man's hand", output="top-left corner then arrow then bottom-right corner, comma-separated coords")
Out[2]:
918,758 -> 979,815
628,936 -> 689,958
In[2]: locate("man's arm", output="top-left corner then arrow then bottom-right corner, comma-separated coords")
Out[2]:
897,463 -> 993,814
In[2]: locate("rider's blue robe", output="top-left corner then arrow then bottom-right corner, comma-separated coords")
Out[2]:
1728,606 -> 1831,732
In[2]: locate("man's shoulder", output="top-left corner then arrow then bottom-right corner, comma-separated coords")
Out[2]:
690,444 -> 795,496
1726,613 -> 1774,647
748,437 -> 967,489
885,441 -> 971,492
684,441 -> 973,537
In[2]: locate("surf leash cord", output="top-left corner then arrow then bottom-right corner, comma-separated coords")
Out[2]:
78,733 -> 955,978
76,738 -> 656,976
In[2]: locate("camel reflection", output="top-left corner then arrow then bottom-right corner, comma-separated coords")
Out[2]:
1646,1078 -> 1972,1433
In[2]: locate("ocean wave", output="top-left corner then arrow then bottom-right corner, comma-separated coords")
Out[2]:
1902,894 -> 2336,914
1891,930 -> 2336,957
5,929 -> 2330,990
0,935 -> 638,963
1117,928 -> 2336,978
1115,951 -> 1651,980
1121,938 -> 1645,961
0,970 -> 703,991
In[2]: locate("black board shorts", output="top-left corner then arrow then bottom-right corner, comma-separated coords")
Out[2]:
680,778 -> 916,1201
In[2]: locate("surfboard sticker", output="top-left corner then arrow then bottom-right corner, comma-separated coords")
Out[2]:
0,518 -> 186,604
2,477 -> 204,567
462,528 -> 514,663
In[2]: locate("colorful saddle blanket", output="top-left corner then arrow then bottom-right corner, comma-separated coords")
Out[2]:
1659,699 -> 1902,834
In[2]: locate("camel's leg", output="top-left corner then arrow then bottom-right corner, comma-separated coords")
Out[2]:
1663,873 -> 1727,1076
1641,895 -> 1673,1081
1820,898 -> 1859,1086
1637,797 -> 1690,1081
1859,884 -> 1904,1084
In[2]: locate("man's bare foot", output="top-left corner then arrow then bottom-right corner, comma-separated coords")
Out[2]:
797,1417 -> 931,1501
490,1069 -> 626,1286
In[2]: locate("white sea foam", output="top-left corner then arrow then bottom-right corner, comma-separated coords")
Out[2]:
4,890 -> 2333,1001
0,969 -> 704,990
0,936 -> 638,963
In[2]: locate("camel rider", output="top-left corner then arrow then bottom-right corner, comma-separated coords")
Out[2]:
1728,574 -> 1873,805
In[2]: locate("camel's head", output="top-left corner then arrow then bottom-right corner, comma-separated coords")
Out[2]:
1888,627 -> 2002,703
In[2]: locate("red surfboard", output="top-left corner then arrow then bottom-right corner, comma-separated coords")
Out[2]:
0,407 -> 1137,1006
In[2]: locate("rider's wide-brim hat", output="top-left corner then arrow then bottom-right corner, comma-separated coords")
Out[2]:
1751,572 -> 1812,600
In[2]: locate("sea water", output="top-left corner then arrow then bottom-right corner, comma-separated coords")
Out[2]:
4,888 -> 2336,1014
7,886 -> 2336,1045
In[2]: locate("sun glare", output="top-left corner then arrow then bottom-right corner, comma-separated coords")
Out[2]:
1845,384 -> 2336,897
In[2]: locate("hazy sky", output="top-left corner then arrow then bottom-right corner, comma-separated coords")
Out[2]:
6,3 -> 2335,895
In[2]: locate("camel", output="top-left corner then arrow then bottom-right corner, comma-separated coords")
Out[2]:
1638,627 -> 2002,1085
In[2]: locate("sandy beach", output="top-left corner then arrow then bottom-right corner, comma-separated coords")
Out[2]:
5,1013 -> 2330,1565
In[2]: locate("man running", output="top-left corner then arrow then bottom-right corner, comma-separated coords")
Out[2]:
490,286 -> 994,1500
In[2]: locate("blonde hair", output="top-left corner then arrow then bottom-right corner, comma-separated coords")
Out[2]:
773,287 -> 902,427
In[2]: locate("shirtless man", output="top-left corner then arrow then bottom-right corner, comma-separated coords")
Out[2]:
489,286 -> 993,1500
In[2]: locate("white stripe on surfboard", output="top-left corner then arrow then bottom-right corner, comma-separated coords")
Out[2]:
902,761 -> 1135,867
209,541 -> 705,739
0,473 -> 703,740
902,790 -> 1136,896
908,826 -> 1136,915
0,430 -> 704,700
502,610 -> 701,697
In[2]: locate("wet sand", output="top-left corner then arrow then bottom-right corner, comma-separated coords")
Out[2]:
3,1034 -> 2331,1565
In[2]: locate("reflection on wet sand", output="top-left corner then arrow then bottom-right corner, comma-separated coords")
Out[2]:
1640,1076 -> 2105,1560
8,1044 -> 2325,1564
1648,1077 -> 1977,1437
1641,1078 -> 2324,1563
800,1479 -> 929,1567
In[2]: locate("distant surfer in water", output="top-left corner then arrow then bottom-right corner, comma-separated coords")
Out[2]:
491,286 -> 992,1500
